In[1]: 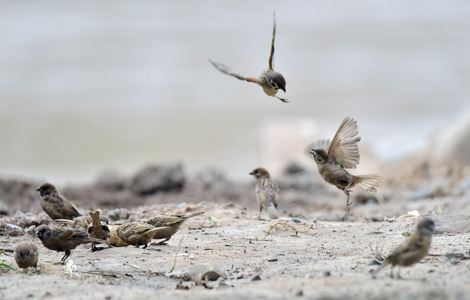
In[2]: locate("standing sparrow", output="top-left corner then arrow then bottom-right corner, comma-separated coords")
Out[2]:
309,117 -> 381,219
14,241 -> 39,269
36,183 -> 82,220
209,12 -> 288,103
35,224 -> 94,263
116,222 -> 162,249
249,167 -> 280,220
373,218 -> 435,278
147,211 -> 205,245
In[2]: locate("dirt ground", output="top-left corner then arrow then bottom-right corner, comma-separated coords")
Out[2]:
1,163 -> 470,299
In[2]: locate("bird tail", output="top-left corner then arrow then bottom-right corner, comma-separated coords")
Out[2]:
182,211 -> 205,220
352,175 -> 381,193
265,203 -> 280,219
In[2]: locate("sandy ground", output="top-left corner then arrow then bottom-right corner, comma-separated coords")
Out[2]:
1,198 -> 470,300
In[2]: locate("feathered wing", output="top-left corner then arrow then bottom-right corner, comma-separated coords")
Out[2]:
352,175 -> 381,193
258,181 -> 280,219
267,12 -> 276,70
309,139 -> 331,153
328,117 -> 361,169
208,59 -> 259,83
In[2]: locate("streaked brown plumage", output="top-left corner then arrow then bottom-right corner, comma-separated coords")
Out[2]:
249,167 -> 280,220
116,222 -> 161,248
373,218 -> 435,278
107,225 -> 129,247
36,183 -> 82,220
147,211 -> 205,245
309,117 -> 381,218
14,241 -> 39,269
209,12 -> 288,103
36,224 -> 92,263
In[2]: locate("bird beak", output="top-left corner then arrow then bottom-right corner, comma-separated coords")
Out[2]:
35,187 -> 40,192
249,171 -> 254,175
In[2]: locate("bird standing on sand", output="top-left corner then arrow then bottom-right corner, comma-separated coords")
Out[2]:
14,241 -> 39,269
209,12 -> 288,103
249,167 -> 280,220
147,211 -> 205,245
36,225 -> 93,263
116,222 -> 162,249
36,183 -> 82,220
309,117 -> 381,219
373,218 -> 435,278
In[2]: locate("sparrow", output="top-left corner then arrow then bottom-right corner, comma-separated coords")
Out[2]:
116,222 -> 162,249
373,218 -> 435,278
36,183 -> 82,220
54,213 -> 110,230
249,167 -> 280,219
14,241 -> 39,269
107,225 -> 129,247
309,117 -> 381,219
209,12 -> 288,103
147,211 -> 205,245
35,224 -> 95,263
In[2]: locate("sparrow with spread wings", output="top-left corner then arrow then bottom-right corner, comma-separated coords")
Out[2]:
209,13 -> 288,103
309,117 -> 381,219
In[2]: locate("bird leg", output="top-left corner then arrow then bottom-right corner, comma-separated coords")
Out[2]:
275,96 -> 289,103
341,190 -> 352,221
258,208 -> 262,220
396,267 -> 402,279
60,251 -> 71,264
389,265 -> 395,278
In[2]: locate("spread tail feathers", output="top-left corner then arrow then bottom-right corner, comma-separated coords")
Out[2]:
353,175 -> 381,193
265,203 -> 280,219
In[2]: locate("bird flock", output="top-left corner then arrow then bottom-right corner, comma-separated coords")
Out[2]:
12,13 -> 436,281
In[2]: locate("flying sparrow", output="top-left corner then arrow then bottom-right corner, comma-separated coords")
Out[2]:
116,222 -> 162,249
36,183 -> 82,220
147,211 -> 205,245
249,167 -> 280,220
309,117 -> 381,219
209,12 -> 287,103
14,241 -> 39,269
373,218 -> 435,278
35,224 -> 97,263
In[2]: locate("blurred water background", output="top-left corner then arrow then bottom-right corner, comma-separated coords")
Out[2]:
0,0 -> 469,183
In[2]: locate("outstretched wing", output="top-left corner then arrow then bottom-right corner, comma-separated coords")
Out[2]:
327,117 -> 361,169
208,59 -> 259,83
268,12 -> 276,70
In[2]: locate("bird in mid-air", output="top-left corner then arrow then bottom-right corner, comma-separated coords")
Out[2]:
372,218 -> 435,278
209,12 -> 288,103
309,117 -> 381,219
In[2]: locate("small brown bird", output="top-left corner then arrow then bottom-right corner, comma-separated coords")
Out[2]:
14,241 -> 39,269
36,224 -> 92,263
373,218 -> 435,278
309,117 -> 381,219
209,12 -> 288,103
107,225 -> 129,247
36,183 -> 82,220
116,222 -> 162,249
249,167 -> 280,219
147,211 -> 205,245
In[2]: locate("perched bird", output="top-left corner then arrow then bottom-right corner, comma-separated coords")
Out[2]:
14,241 -> 39,269
54,214 -> 110,230
116,222 -> 162,249
209,12 -> 288,103
36,183 -> 82,220
147,211 -> 205,245
309,117 -> 381,219
249,167 -> 280,220
36,224 -> 93,263
373,218 -> 435,278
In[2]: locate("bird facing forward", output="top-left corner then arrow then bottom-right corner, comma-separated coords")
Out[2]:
147,211 -> 205,245
249,167 -> 280,220
36,224 -> 92,263
36,183 -> 82,220
373,218 -> 435,278
14,241 -> 39,269
209,12 -> 288,103
309,117 -> 381,219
